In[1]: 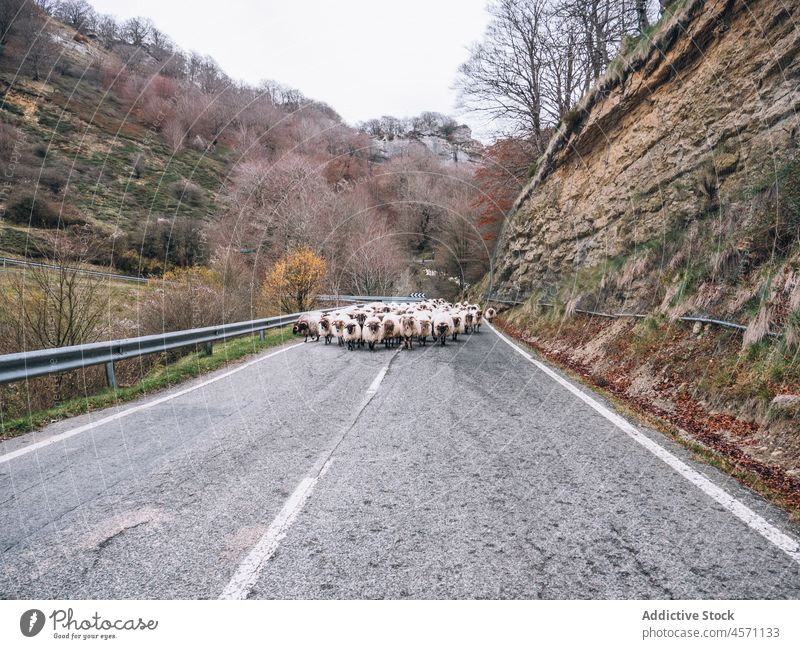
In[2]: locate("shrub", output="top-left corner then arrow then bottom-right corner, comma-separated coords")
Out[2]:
166,179 -> 205,207
38,167 -> 68,194
133,155 -> 146,179
32,142 -> 48,158
4,193 -> 61,228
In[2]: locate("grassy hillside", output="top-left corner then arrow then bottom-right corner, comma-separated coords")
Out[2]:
0,24 -> 230,271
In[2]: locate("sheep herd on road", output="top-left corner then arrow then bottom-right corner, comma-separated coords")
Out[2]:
292,299 -> 498,350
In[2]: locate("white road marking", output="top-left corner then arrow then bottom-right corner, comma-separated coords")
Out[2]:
220,462 -> 332,600
220,360 -> 393,599
0,343 -> 304,466
488,323 -> 800,566
366,366 -> 388,397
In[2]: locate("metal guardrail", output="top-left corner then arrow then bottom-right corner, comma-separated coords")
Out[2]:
0,256 -> 147,284
0,310 -> 332,389
485,295 -> 759,335
0,294 -> 426,389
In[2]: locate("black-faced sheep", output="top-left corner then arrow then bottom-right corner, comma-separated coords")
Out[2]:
450,312 -> 464,342
362,316 -> 384,350
381,313 -> 401,349
343,319 -> 362,351
433,312 -> 453,346
318,315 -> 334,344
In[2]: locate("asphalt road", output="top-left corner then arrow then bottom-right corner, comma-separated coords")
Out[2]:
1,326 -> 799,599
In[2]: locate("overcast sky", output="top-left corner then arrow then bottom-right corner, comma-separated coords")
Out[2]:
89,0 -> 493,138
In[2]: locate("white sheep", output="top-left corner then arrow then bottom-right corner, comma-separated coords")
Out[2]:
463,310 -> 474,334
318,314 -> 334,344
342,318 -> 362,351
485,307 -> 496,321
415,312 -> 432,345
450,311 -> 466,341
432,312 -> 453,346
472,307 -> 483,332
381,313 -> 402,349
362,316 -> 384,350
331,317 -> 347,347
400,313 -> 417,350
292,312 -> 321,342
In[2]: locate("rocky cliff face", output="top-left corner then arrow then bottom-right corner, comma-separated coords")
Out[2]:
369,124 -> 483,166
490,0 -> 799,311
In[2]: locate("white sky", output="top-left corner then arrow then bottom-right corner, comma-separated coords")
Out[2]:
89,0 -> 494,138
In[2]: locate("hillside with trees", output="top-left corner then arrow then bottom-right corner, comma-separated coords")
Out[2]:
0,0 -> 494,298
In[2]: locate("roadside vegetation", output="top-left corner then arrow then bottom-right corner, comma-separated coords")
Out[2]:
0,325 -> 293,438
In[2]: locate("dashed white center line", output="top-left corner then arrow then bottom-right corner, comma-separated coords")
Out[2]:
365,365 -> 389,397
220,358 -> 394,600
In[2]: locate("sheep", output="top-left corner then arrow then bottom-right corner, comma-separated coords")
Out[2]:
353,309 -> 369,328
463,310 -> 474,334
473,308 -> 483,332
342,319 -> 362,351
400,313 -> 417,350
415,312 -> 432,345
331,317 -> 347,347
362,316 -> 384,350
450,312 -> 465,341
432,312 -> 453,346
485,307 -> 496,321
381,313 -> 401,349
292,312 -> 321,342
318,315 -> 334,344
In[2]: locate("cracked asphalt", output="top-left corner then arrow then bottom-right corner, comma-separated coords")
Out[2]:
1,326 -> 799,599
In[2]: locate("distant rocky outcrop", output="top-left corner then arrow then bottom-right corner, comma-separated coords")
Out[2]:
359,112 -> 483,166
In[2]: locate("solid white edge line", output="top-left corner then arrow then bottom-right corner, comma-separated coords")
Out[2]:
220,361 -> 391,599
487,322 -> 800,565
0,342 -> 305,466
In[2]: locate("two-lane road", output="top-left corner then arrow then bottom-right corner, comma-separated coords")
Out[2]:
1,326 -> 799,598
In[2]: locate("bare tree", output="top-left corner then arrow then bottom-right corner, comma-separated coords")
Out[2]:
0,0 -> 34,54
95,14 -> 118,48
636,0 -> 651,32
147,27 -> 173,61
457,0 -> 659,137
341,228 -> 408,296
121,16 -> 152,47
455,0 -> 551,144
55,0 -> 95,33
33,0 -> 59,15
431,176 -> 487,292
1,233 -> 109,400
227,154 -> 334,261
2,3 -> 58,81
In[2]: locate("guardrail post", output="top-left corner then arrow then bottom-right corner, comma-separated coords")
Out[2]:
204,342 -> 213,355
105,361 -> 117,389
259,330 -> 265,341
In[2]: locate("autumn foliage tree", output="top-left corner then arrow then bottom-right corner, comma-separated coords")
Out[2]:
262,247 -> 327,313
472,137 -> 540,251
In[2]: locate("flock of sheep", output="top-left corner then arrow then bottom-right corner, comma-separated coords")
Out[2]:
292,299 -> 498,350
